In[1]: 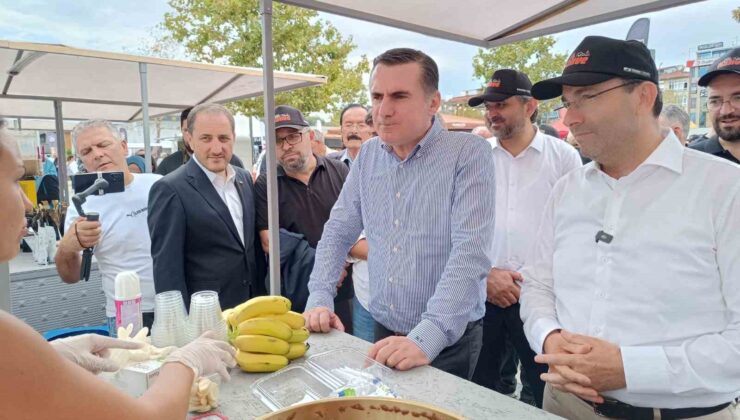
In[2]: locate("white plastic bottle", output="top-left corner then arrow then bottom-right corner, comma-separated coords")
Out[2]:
114,271 -> 143,335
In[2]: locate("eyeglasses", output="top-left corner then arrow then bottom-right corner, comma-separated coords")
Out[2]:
342,122 -> 369,130
557,80 -> 642,111
706,94 -> 740,112
276,131 -> 305,146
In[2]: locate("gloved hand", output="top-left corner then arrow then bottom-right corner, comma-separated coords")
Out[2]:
51,333 -> 145,374
163,331 -> 236,381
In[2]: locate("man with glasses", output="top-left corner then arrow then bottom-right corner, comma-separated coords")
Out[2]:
328,104 -> 372,167
467,69 -> 581,407
690,47 -> 740,164
254,105 -> 353,319
520,36 -> 740,419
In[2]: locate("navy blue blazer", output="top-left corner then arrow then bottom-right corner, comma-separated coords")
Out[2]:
148,158 -> 264,310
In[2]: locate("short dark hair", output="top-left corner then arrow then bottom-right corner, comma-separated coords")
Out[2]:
180,107 -> 192,127
364,109 -> 373,126
339,104 -> 368,126
621,79 -> 662,117
372,48 -> 439,95
186,103 -> 235,135
515,96 -> 539,123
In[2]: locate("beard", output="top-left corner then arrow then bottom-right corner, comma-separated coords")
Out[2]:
713,111 -> 740,142
280,152 -> 308,172
486,116 -> 526,140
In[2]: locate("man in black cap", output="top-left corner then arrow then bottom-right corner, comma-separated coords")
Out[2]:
467,69 -> 580,407
520,36 -> 740,419
689,47 -> 740,163
254,105 -> 354,325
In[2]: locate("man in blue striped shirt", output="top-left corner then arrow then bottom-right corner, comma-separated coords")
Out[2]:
304,48 -> 496,379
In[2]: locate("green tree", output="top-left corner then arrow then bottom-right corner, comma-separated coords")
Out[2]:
733,7 -> 740,22
472,37 -> 568,118
161,0 -> 369,116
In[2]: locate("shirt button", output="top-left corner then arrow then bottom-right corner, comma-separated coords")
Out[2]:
389,304 -> 395,310
399,164 -> 404,169
395,192 -> 401,199
394,219 -> 400,227
388,277 -> 393,283
393,246 -> 398,253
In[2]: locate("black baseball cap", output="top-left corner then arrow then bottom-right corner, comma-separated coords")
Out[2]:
274,105 -> 309,130
531,36 -> 659,100
698,47 -> 740,87
468,69 -> 533,106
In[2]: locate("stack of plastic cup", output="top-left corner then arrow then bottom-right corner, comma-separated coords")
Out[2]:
188,291 -> 228,342
150,291 -> 189,348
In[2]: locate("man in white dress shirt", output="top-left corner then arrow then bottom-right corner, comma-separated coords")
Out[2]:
521,35 -> 740,419
467,69 -> 581,407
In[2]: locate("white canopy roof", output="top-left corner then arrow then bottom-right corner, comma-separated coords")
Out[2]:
279,0 -> 703,47
0,40 -> 327,122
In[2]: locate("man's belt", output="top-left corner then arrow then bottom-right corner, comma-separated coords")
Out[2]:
584,397 -> 730,419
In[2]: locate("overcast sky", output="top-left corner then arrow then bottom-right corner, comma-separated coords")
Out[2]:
0,0 -> 737,99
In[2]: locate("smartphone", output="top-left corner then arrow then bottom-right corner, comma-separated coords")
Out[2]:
71,172 -> 125,194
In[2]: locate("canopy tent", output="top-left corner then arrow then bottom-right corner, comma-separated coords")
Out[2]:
0,39 -> 326,202
257,0 -> 704,293
0,40 -> 326,122
278,0 -> 703,47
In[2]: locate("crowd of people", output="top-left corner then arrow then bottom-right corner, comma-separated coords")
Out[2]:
0,34 -> 738,419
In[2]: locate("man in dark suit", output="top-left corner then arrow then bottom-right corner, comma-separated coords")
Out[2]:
148,103 -> 262,310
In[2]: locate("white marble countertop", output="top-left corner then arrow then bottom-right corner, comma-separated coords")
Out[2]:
216,330 -> 560,420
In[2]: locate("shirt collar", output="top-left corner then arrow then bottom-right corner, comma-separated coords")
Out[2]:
489,125 -> 544,155
380,115 -> 443,160
585,129 -> 684,177
340,148 -> 353,164
192,154 -> 235,185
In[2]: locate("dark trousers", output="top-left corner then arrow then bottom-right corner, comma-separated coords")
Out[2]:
374,319 -> 483,381
472,302 -> 548,407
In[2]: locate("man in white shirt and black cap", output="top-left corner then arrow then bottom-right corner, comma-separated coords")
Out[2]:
521,35 -> 740,419
467,68 -> 581,407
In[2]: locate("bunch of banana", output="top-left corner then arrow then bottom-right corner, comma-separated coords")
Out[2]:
222,296 -> 311,373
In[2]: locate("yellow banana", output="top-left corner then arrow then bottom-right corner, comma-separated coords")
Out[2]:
235,351 -> 288,373
228,301 -> 249,329
237,318 -> 293,341
288,327 -> 310,343
233,335 -> 290,355
285,342 -> 309,360
221,308 -> 234,322
264,311 -> 305,329
234,296 -> 291,325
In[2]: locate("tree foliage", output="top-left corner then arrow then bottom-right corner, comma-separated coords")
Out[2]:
161,0 -> 369,116
472,37 -> 568,116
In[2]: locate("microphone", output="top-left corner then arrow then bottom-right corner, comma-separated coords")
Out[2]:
595,230 -> 613,244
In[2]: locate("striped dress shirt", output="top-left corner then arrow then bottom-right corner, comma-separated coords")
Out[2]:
306,117 -> 496,360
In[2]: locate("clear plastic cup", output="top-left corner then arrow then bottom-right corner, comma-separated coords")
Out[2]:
151,291 -> 189,347
187,291 -> 228,342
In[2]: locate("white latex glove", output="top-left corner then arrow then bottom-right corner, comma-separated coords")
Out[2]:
108,325 -> 177,367
189,377 -> 220,413
163,331 -> 236,381
51,334 -> 145,374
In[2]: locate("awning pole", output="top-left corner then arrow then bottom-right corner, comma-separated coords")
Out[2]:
53,99 -> 68,205
139,62 -> 152,173
261,0 -> 281,296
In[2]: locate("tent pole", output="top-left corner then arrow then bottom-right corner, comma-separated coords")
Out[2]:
139,62 -> 152,173
53,100 -> 68,205
261,0 -> 281,296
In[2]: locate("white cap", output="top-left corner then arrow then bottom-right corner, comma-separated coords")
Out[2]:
114,271 -> 141,300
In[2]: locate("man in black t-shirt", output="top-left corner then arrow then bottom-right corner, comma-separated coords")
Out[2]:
689,48 -> 740,164
254,105 -> 353,329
